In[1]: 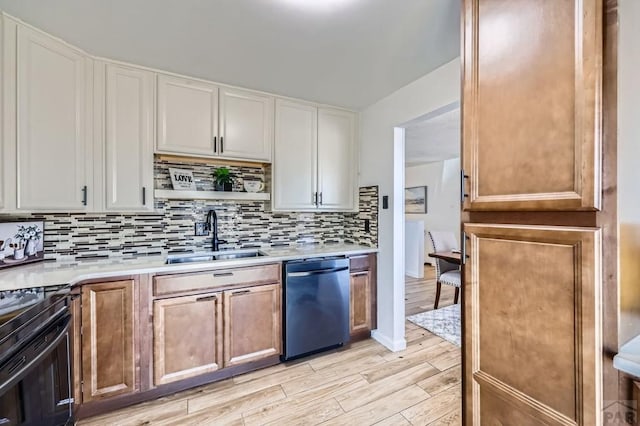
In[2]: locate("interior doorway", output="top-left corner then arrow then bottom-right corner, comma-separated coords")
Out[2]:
393,99 -> 461,341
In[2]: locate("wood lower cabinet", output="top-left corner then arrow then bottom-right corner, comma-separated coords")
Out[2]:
223,284 -> 281,367
80,280 -> 137,403
349,271 -> 372,335
153,292 -> 223,385
349,254 -> 377,339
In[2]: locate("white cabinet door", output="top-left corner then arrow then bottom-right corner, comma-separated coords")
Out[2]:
273,99 -> 317,210
104,63 -> 155,211
156,74 -> 218,156
219,87 -> 273,162
317,108 -> 357,211
16,25 -> 92,211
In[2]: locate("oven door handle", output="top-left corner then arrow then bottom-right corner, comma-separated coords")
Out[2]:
0,314 -> 71,397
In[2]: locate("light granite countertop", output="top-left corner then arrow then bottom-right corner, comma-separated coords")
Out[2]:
0,244 -> 378,291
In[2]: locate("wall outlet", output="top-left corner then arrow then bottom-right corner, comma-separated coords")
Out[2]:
364,219 -> 370,233
194,222 -> 209,236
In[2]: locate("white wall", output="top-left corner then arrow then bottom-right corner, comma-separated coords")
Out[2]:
405,158 -> 461,261
360,58 -> 461,350
619,0 -> 640,345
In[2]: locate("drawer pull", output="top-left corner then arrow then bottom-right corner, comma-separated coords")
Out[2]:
213,272 -> 234,277
232,290 -> 251,295
196,295 -> 217,302
351,271 -> 369,277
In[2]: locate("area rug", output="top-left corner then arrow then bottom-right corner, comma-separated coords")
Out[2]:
407,304 -> 461,347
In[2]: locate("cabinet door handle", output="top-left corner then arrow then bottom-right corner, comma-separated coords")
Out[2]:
232,289 -> 250,295
460,169 -> 469,205
313,192 -> 318,206
142,187 -> 146,205
220,136 -> 224,153
81,186 -> 88,206
319,192 -> 323,205
196,295 -> 217,302
213,272 -> 234,277
213,136 -> 217,153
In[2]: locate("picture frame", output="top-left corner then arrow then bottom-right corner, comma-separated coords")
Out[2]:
405,186 -> 427,214
0,221 -> 45,270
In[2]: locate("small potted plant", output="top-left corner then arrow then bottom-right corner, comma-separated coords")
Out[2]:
213,167 -> 233,192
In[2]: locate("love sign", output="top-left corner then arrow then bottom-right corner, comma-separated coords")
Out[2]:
169,168 -> 197,190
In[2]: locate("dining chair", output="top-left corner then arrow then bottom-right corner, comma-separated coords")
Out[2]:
427,231 -> 461,309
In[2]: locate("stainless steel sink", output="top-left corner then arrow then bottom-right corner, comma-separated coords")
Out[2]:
165,250 -> 266,264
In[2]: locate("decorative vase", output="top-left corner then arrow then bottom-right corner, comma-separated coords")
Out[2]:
223,182 -> 233,192
26,240 -> 37,256
14,248 -> 25,260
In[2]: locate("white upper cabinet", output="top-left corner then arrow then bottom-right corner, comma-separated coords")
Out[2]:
157,79 -> 274,162
219,87 -> 273,162
274,99 -> 318,210
104,62 -> 155,211
16,24 -> 93,211
156,74 -> 218,156
273,100 -> 358,212
317,108 -> 356,210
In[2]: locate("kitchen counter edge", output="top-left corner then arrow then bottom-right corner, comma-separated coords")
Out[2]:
0,245 -> 379,291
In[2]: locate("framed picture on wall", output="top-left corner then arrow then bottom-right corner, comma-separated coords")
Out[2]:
405,186 -> 427,214
0,221 -> 45,270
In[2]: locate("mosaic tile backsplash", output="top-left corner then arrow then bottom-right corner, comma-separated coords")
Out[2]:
0,159 -> 378,261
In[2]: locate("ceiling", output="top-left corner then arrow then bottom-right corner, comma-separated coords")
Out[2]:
405,107 -> 460,166
0,0 -> 460,109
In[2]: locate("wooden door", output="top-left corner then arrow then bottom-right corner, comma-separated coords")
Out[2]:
463,224 -> 601,424
349,271 -> 372,336
462,0 -> 602,211
223,284 -> 281,367
156,74 -> 218,156
16,24 -> 93,211
153,292 -> 223,385
461,1 -> 611,424
317,107 -> 357,211
273,99 -> 318,210
81,280 -> 137,403
219,87 -> 274,162
104,62 -> 154,211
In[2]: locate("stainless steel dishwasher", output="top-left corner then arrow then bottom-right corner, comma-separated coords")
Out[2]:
282,257 -> 350,360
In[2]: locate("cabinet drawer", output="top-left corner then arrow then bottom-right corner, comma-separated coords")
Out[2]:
349,255 -> 371,272
154,263 -> 281,297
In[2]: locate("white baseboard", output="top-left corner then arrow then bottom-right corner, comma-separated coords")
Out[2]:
371,330 -> 407,352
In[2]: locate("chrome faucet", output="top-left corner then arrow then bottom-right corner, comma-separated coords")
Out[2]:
206,209 -> 227,251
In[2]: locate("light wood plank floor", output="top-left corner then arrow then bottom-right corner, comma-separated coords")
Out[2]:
405,264 -> 457,316
79,267 -> 461,426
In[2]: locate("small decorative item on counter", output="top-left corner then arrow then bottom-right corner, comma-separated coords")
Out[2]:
0,221 -> 45,269
169,168 -> 197,190
213,167 -> 233,192
243,180 -> 264,193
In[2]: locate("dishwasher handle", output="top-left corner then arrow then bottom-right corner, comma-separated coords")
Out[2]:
287,266 -> 349,278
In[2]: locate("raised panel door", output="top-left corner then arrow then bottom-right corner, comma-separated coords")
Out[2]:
317,108 -> 357,211
462,0 -> 602,211
464,224 -> 601,424
349,271 -> 372,335
273,99 -> 317,210
81,280 -> 137,403
223,284 -> 281,367
156,74 -> 218,156
16,24 -> 92,211
153,292 -> 223,385
104,63 -> 154,211
219,87 -> 273,162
